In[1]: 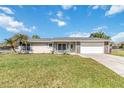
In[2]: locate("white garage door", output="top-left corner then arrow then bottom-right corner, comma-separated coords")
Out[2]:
80,43 -> 104,54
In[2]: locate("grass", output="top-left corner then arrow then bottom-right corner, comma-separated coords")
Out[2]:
111,49 -> 124,57
0,54 -> 124,88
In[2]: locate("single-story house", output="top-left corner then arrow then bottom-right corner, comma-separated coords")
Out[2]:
117,41 -> 124,48
0,43 -> 11,50
112,41 -> 124,49
18,37 -> 111,54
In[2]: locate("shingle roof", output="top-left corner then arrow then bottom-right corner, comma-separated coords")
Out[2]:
28,38 -> 51,42
28,37 -> 110,42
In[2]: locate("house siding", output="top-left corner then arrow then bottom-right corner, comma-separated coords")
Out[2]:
30,42 -> 52,53
21,38 -> 110,54
81,42 -> 104,46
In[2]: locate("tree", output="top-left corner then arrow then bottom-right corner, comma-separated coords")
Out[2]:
4,38 -> 17,53
13,34 -> 28,45
90,31 -> 110,39
12,34 -> 29,53
4,34 -> 29,53
119,44 -> 124,49
32,35 -> 40,39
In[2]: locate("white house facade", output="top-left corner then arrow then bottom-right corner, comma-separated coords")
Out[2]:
19,37 -> 111,54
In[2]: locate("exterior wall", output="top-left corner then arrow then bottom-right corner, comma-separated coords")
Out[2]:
104,42 -> 111,54
104,45 -> 110,54
27,41 -> 110,54
74,42 -> 80,54
81,42 -> 104,46
30,42 -> 52,53
77,42 -> 81,53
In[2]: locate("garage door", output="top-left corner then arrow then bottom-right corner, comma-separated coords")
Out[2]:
80,43 -> 104,54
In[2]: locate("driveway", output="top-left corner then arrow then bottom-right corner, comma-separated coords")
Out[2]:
80,54 -> 124,77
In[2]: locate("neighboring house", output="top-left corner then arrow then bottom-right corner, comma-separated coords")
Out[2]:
118,41 -> 124,48
18,37 -> 111,54
0,43 -> 12,53
112,41 -> 124,49
111,42 -> 119,49
0,43 -> 11,50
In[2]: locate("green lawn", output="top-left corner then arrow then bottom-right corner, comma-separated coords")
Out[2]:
112,49 -> 124,57
0,54 -> 124,88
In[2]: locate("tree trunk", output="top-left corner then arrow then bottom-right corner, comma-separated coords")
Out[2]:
19,41 -> 23,53
11,45 -> 16,53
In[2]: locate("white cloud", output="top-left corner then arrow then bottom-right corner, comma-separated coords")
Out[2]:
49,11 -> 68,27
31,26 -> 36,30
93,26 -> 108,31
69,32 -> 90,37
0,6 -> 14,14
91,5 -> 108,10
0,14 -> 35,33
73,6 -> 77,11
92,6 -> 99,10
56,11 -> 70,20
61,5 -> 74,10
111,32 -> 124,42
61,5 -> 77,10
50,18 -> 66,27
105,5 -> 124,16
56,11 -> 63,18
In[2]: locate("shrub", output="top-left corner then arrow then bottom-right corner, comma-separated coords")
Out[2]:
119,44 -> 124,49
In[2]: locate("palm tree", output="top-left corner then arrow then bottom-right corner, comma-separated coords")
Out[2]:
32,35 -> 40,39
13,34 -> 28,44
90,31 -> 110,39
13,34 -> 28,53
4,38 -> 17,53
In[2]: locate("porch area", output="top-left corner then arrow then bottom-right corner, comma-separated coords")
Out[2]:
50,42 -> 80,54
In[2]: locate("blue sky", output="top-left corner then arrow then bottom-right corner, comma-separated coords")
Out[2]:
0,5 -> 124,42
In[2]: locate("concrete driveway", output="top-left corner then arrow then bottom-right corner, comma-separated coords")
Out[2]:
80,54 -> 124,77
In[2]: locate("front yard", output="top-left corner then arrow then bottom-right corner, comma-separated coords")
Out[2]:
112,49 -> 124,57
0,54 -> 124,87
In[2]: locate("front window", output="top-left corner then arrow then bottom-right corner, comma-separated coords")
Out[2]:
58,44 -> 66,50
49,43 -> 52,47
